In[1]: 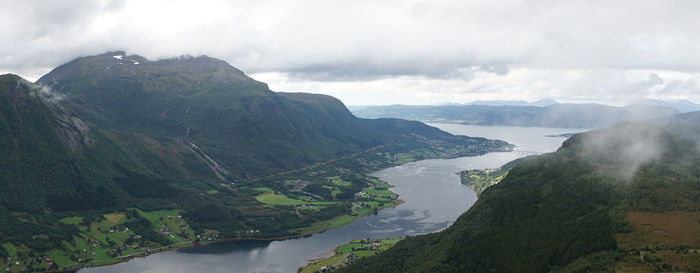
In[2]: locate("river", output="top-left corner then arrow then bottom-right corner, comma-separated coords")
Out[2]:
81,124 -> 587,273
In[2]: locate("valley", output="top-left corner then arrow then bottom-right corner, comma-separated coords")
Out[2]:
4,3 -> 700,273
79,125 -> 576,273
0,55 -> 511,272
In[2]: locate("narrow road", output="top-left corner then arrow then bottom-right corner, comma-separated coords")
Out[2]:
332,252 -> 352,268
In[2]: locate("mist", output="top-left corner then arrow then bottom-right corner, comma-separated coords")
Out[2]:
576,123 -> 669,182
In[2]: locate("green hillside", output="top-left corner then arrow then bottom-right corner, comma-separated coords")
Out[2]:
0,74 -> 202,213
339,123 -> 700,273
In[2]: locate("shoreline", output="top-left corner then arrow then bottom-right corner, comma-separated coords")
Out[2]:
64,196 -> 406,273
58,148 -> 507,272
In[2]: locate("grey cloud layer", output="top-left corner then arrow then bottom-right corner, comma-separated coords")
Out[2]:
1,0 -> 700,104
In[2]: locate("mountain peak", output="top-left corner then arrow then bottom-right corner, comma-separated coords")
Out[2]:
38,51 -> 267,92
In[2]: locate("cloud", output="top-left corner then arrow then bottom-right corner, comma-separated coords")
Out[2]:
579,123 -> 666,182
1,0 -> 700,104
252,68 -> 700,105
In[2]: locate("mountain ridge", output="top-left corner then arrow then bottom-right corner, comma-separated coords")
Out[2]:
36,51 -> 383,179
353,103 -> 680,128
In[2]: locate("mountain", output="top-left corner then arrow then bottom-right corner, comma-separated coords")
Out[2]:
652,111 -> 700,143
1,52 -> 512,270
634,98 -> 700,113
526,98 -> 558,107
340,122 -> 700,273
12,51 -> 509,214
0,74 -> 201,213
0,74 -> 221,261
462,99 -> 557,107
352,103 -> 679,128
37,51 -> 385,179
466,100 -> 529,106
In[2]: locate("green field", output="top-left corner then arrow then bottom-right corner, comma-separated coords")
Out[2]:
256,192 -> 309,205
328,215 -> 356,229
17,209 -> 196,271
60,216 -> 83,225
255,192 -> 339,206
329,176 -> 351,187
253,186 -> 275,193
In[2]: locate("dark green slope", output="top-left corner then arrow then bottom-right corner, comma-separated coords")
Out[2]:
0,74 -> 115,213
340,123 -> 700,273
37,52 -> 384,179
0,74 -> 214,256
0,74 -> 216,213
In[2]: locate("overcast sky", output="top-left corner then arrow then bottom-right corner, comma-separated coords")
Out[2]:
2,0 -> 700,105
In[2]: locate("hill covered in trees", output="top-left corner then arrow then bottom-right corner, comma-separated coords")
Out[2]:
339,122 -> 700,273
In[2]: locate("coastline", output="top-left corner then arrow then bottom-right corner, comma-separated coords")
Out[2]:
65,195 -> 406,272
56,147 -> 510,272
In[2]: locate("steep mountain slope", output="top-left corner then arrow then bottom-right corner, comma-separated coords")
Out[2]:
353,103 -> 679,128
0,74 -> 210,213
37,52 -> 381,179
340,123 -> 700,273
0,74 -> 223,261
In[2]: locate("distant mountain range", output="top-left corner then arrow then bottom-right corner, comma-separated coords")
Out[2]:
633,98 -> 700,112
354,98 -> 700,111
353,103 -> 681,128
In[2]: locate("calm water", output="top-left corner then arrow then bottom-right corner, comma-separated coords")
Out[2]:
81,125 -> 586,273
